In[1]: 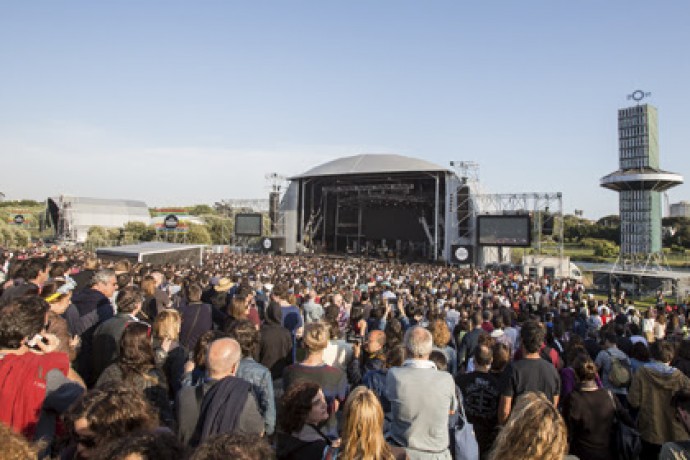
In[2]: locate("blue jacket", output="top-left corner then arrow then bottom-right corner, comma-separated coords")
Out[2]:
236,357 -> 276,435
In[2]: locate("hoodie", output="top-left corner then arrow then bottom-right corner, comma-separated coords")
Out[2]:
259,302 -> 293,379
628,364 -> 690,445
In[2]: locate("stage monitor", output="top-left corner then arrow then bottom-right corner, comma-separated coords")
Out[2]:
477,215 -> 531,247
235,213 -> 263,237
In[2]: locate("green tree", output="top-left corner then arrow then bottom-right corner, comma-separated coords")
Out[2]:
188,204 -> 216,216
124,221 -> 156,242
186,223 -> 212,245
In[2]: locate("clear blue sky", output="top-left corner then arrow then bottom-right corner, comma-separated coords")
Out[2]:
1,1 -> 688,219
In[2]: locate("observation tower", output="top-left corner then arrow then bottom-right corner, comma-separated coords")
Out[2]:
600,91 -> 683,260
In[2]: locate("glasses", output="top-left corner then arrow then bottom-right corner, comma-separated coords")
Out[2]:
74,434 -> 97,449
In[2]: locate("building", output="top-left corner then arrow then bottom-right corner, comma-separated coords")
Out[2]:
46,195 -> 150,243
600,98 -> 683,255
670,201 -> 690,219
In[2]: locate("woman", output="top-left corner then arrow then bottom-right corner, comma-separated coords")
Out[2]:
96,322 -> 174,428
62,387 -> 159,460
562,356 -> 632,460
223,296 -> 250,332
282,322 -> 348,437
654,313 -> 667,341
276,381 -> 338,460
489,392 -> 568,460
430,319 -> 457,376
340,386 -> 408,460
361,345 -> 406,432
152,309 -> 187,400
41,278 -> 80,362
139,275 -> 159,322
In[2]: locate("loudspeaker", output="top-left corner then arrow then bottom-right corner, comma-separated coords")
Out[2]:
450,245 -> 473,265
542,213 -> 554,236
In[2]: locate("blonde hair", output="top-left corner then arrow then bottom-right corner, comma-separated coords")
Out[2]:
430,318 -> 451,347
488,392 -> 567,460
303,321 -> 329,352
341,387 -> 394,460
153,309 -> 181,341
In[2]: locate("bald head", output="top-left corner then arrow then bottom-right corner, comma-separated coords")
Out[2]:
207,338 -> 242,379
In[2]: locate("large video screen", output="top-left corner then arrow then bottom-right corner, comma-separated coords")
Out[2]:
477,215 -> 531,247
235,213 -> 263,237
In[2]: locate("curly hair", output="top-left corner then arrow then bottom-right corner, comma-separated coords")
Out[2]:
190,433 -> 275,460
0,296 -> 48,349
0,421 -> 40,459
93,430 -> 186,460
279,381 -> 321,434
430,319 -> 451,348
227,319 -> 259,358
66,387 -> 159,443
488,392 -> 567,460
341,387 -> 395,460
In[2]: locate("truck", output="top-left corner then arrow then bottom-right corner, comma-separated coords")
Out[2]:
521,255 -> 583,281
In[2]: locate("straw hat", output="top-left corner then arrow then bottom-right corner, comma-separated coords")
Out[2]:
215,277 -> 234,292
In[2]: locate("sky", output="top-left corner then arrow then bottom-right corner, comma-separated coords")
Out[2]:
1,1 -> 688,219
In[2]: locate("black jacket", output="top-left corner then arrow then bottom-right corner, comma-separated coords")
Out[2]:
259,303 -> 293,379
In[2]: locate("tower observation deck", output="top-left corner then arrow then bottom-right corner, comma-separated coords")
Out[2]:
600,93 -> 683,256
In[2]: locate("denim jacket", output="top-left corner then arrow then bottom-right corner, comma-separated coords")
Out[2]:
236,357 -> 276,435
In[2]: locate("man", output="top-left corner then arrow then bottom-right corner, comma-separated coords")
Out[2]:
258,302 -> 293,381
69,269 -> 117,386
498,320 -> 560,424
71,256 -> 97,293
629,340 -> 690,458
458,311 -> 488,371
228,320 -> 276,436
0,257 -> 49,306
456,344 -> 501,458
302,290 -> 324,324
178,338 -> 264,446
347,329 -> 386,386
595,332 -> 632,406
386,326 -> 457,459
179,283 -> 213,352
91,286 -> 144,383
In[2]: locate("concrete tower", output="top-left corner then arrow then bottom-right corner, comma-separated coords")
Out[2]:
601,92 -> 683,256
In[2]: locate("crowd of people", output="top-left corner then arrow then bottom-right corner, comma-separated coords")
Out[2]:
1,246 -> 690,460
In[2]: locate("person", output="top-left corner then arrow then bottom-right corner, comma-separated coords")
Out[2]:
562,355 -> 633,460
190,433 -> 275,460
91,286 -> 144,383
0,297 -> 83,441
674,340 -> 690,378
70,269 -> 117,386
628,340 -> 690,458
282,321 -> 348,437
62,387 -> 160,460
302,290 -> 324,324
95,322 -> 174,428
347,329 -> 387,386
178,283 -> 213,352
385,326 -> 457,459
488,392 -> 568,460
458,311 -> 487,372
322,315 -> 353,373
0,257 -> 49,307
430,319 -> 457,376
224,296 -> 251,332
92,431 -> 187,460
455,344 -> 500,459
228,319 -> 276,436
152,308 -> 187,400
40,278 -> 80,362
595,332 -> 632,406
276,381 -> 338,460
180,338 -> 264,447
362,345 -> 406,432
498,320 -> 560,424
340,386 -> 408,460
258,302 -> 293,382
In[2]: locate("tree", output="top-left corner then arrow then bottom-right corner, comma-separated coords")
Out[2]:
186,223 -> 212,245
123,221 -> 156,242
188,204 -> 216,216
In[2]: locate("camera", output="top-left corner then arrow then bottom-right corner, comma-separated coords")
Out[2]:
346,333 -> 364,345
27,334 -> 48,350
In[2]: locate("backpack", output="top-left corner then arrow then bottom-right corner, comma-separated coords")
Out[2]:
606,350 -> 632,388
